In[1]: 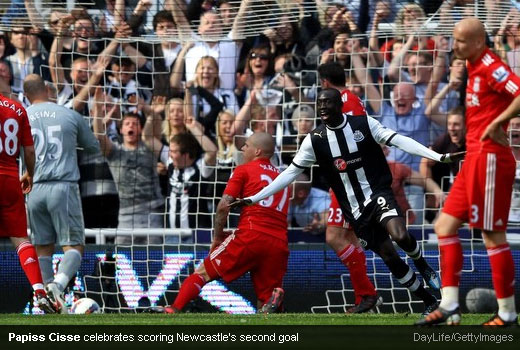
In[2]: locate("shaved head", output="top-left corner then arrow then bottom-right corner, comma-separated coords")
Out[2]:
23,74 -> 47,102
249,132 -> 275,159
453,17 -> 487,62
455,18 -> 486,42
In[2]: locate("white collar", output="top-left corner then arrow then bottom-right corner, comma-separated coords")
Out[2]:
325,114 -> 347,130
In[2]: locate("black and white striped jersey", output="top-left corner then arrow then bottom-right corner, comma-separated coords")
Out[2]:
292,115 -> 398,222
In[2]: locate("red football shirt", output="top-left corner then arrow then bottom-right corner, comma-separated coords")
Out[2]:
0,94 -> 32,178
466,47 -> 520,154
224,158 -> 289,242
340,89 -> 367,116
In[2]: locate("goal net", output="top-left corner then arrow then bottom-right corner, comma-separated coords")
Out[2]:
6,0 -> 519,314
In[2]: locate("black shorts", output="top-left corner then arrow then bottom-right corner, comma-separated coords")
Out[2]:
351,192 -> 402,251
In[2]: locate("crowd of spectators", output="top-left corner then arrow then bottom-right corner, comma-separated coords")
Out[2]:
1,0 -> 520,243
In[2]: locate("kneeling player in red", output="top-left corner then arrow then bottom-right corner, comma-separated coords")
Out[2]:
151,132 -> 290,313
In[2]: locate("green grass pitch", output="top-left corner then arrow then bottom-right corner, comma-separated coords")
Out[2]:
0,313 -> 495,325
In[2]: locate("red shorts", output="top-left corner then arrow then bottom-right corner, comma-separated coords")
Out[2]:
327,190 -> 352,229
0,175 -> 28,238
204,229 -> 289,304
442,152 -> 515,231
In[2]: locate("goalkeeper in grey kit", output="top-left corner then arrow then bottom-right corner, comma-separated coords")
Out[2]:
231,89 -> 466,314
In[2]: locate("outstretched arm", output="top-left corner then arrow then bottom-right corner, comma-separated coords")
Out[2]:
233,90 -> 258,136
230,0 -> 252,40
170,0 -> 194,39
24,0 -> 42,30
71,55 -> 110,113
142,96 -> 167,160
369,116 -> 465,163
424,36 -> 448,126
231,133 -> 316,208
170,42 -> 194,90
114,0 -> 125,28
92,88 -> 114,157
351,41 -> 382,114
386,35 -> 414,82
388,133 -> 464,164
185,117 -> 217,166
49,15 -> 73,93
230,163 -> 304,208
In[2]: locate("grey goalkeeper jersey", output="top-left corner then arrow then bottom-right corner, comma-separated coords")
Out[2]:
27,102 -> 100,183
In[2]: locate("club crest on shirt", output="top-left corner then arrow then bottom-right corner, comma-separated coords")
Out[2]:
353,130 -> 364,142
334,158 -> 347,171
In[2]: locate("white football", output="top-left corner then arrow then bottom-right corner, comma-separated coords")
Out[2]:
70,298 -> 101,314
465,288 -> 497,313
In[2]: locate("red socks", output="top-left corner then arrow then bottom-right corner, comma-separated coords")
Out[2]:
173,273 -> 207,311
487,244 -> 515,299
438,234 -> 463,288
337,245 -> 376,304
16,241 -> 44,291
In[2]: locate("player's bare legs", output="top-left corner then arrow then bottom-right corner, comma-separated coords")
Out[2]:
325,226 -> 354,252
326,226 -> 379,312
416,212 -> 463,325
10,237 -> 56,314
385,217 -> 441,291
481,230 -> 517,325
150,262 -> 212,314
371,235 -> 438,314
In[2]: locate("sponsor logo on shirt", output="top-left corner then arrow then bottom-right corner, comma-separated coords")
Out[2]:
353,130 -> 364,142
334,158 -> 347,171
492,66 -> 510,83
334,157 -> 362,170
